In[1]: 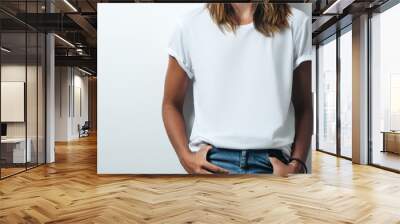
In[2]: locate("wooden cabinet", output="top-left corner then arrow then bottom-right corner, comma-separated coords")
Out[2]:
382,132 -> 400,154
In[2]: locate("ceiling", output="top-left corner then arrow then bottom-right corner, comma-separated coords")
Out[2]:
0,0 -> 394,75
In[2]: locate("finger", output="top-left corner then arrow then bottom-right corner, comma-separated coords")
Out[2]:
272,167 -> 289,178
269,157 -> 284,165
200,144 -> 212,152
269,156 -> 278,162
275,173 -> 289,178
196,169 -> 212,174
269,158 -> 289,177
272,167 -> 288,177
202,162 -> 229,174
200,145 -> 213,159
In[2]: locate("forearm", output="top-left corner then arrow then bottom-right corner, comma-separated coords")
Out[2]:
162,103 -> 192,161
291,104 -> 313,162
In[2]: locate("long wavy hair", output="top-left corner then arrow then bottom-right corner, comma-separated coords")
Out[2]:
206,2 -> 291,37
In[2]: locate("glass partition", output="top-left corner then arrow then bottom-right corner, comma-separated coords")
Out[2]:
0,1 -> 46,179
1,31 -> 28,177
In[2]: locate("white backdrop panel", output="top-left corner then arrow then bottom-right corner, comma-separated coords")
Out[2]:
1,82 -> 25,122
98,3 -> 311,174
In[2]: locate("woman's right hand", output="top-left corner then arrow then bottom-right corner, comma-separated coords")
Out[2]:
269,157 -> 289,177
180,145 -> 229,174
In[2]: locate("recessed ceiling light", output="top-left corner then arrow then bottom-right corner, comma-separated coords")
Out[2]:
63,0 -> 78,12
54,34 -> 75,48
1,47 -> 11,53
323,0 -> 354,15
78,67 -> 93,76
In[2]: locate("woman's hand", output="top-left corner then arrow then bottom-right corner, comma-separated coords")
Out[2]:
269,157 -> 304,177
179,145 -> 229,174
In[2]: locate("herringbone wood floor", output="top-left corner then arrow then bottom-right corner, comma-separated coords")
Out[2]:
1,135 -> 400,224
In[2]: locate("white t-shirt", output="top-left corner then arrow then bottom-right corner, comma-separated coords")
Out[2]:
167,5 -> 312,157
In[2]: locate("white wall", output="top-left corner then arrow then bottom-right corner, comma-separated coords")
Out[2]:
73,73 -> 89,136
55,67 -> 69,141
1,65 -> 39,138
1,82 -> 24,122
98,3 -> 312,174
1,63 -> 46,164
55,67 -> 89,141
1,65 -> 26,124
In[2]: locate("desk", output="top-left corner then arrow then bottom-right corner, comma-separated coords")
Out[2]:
381,131 -> 400,154
1,138 -> 31,163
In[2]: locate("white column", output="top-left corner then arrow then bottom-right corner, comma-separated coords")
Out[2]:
46,32 -> 55,163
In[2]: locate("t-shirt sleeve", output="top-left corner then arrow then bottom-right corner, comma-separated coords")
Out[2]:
167,21 -> 194,79
293,14 -> 312,69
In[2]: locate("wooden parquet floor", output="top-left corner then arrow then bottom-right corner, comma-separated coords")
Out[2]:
1,135 -> 400,224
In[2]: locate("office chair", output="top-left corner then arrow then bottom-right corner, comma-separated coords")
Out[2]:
79,121 -> 90,138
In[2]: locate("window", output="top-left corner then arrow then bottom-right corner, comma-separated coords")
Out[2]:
318,37 -> 337,154
339,29 -> 352,158
370,3 -> 400,171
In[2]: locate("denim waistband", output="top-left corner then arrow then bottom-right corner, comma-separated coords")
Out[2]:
212,147 -> 285,156
209,147 -> 289,165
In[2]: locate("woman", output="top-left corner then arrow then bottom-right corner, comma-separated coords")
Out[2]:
162,2 -> 313,176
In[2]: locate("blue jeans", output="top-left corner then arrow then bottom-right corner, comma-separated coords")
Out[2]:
206,147 -> 289,174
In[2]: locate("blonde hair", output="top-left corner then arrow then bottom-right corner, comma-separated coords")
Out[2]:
206,2 -> 291,37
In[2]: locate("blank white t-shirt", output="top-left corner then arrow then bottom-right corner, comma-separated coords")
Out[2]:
168,5 -> 312,157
